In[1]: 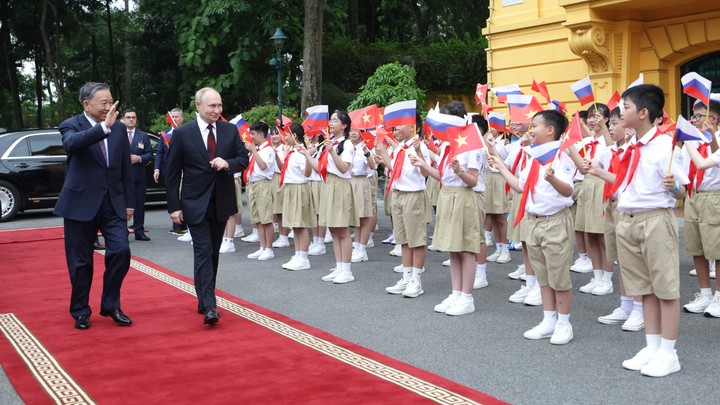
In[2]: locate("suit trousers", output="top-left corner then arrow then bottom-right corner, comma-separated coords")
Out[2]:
188,194 -> 226,312
132,180 -> 147,234
64,193 -> 131,319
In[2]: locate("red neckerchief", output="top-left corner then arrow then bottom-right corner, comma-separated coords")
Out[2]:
514,157 -> 555,227
436,145 -> 452,182
580,139 -> 600,160
278,149 -> 295,189
386,142 -> 411,194
688,142 -> 709,197
602,145 -> 626,202
317,137 -> 338,182
243,143 -> 271,183
608,128 -> 662,196
506,149 -> 527,195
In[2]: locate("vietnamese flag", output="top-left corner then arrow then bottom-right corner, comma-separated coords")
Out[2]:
349,105 -> 378,130
447,123 -> 485,158
606,91 -> 621,111
560,111 -> 583,153
166,112 -> 178,128
506,94 -> 544,123
475,83 -> 488,105
359,130 -> 376,149
531,80 -> 551,103
376,107 -> 385,126
276,115 -> 294,128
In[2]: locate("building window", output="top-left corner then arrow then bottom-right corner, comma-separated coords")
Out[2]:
680,51 -> 720,116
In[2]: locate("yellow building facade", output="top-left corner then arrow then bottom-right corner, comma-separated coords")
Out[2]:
483,0 -> 720,116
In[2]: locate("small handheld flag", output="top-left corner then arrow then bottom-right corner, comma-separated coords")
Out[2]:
424,108 -> 466,142
302,105 -> 329,134
627,73 -> 644,89
570,76 -> 595,106
349,105 -> 378,130
383,100 -> 416,129
675,115 -> 713,143
525,140 -> 561,165
447,123 -> 485,158
681,72 -> 712,108
166,112 -> 178,129
488,112 -> 507,133
491,84 -> 522,103
531,80 -> 551,103
606,91 -> 621,111
506,94 -> 544,123
475,83 -> 488,105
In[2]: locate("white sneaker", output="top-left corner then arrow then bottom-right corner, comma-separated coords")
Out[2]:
446,296 -> 475,316
333,271 -> 355,284
351,249 -> 368,263
523,319 -> 556,339
219,240 -> 235,254
257,250 -> 275,261
241,233 -> 259,243
442,259 -> 451,267
523,285 -> 542,306
597,307 -> 629,325
509,285 -> 531,303
178,233 -> 192,242
512,241 -> 523,251
486,249 -> 501,262
272,238 -> 290,248
283,256 -> 311,271
434,294 -> 458,313
473,274 -> 488,289
324,233 -> 333,243
579,278 -> 600,294
689,268 -> 697,276
382,234 -> 395,244
288,229 -> 294,239
308,244 -> 326,256
508,264 -> 526,280
591,279 -> 613,296
622,347 -> 657,371
496,251 -> 512,264
570,257 -> 593,273
366,238 -> 374,248
247,248 -> 264,259
621,309 -> 645,331
484,231 -> 494,247
640,350 -> 681,377
519,273 -> 527,281
234,228 -> 245,238
703,297 -> 720,318
427,244 -> 438,251
550,322 -> 573,345
386,279 -> 408,294
683,293 -> 712,313
321,268 -> 342,282
393,264 -> 403,273
389,245 -> 402,257
402,277 -> 424,298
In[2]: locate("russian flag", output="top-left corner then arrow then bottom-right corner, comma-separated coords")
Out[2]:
424,108 -> 466,142
506,94 -> 544,123
693,93 -> 720,107
488,112 -> 507,132
675,115 -> 713,143
525,140 -> 561,165
383,100 -> 416,129
681,72 -> 712,107
162,127 -> 174,145
549,99 -> 567,113
229,114 -> 250,133
570,76 -> 595,106
491,84 -> 522,103
302,105 -> 329,133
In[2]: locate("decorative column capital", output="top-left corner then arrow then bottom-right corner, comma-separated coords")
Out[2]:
568,24 -> 613,73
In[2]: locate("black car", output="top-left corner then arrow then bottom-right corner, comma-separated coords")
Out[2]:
0,129 -> 166,222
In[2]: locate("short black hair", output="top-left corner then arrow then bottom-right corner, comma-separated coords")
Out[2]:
123,108 -> 136,116
250,121 -> 269,135
289,123 -> 305,145
621,84 -> 664,122
694,100 -> 720,117
610,107 -> 622,119
444,101 -> 467,119
471,114 -> 488,134
533,110 -> 568,140
333,110 -> 351,137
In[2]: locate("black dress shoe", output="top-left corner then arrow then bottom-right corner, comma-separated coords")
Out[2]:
100,309 -> 133,326
93,242 -> 105,250
204,308 -> 220,325
75,315 -> 91,330
135,233 -> 151,241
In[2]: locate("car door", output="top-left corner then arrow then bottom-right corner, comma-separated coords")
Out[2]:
12,132 -> 67,208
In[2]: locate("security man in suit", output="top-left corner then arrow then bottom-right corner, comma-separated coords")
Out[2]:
123,108 -> 152,241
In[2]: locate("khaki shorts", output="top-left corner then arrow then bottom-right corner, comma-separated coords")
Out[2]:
368,172 -> 378,215
392,190 -> 429,248
248,179 -> 274,225
570,181 -> 582,218
506,189 -> 528,241
684,191 -> 720,259
475,191 -> 487,245
426,176 -> 440,206
603,199 -> 619,262
616,208 -> 680,300
272,173 -> 283,215
483,172 -> 509,214
234,177 -> 244,215
526,208 -> 574,291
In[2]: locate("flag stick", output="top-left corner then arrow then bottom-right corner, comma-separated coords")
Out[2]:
667,133 -> 676,174
707,106 -> 710,123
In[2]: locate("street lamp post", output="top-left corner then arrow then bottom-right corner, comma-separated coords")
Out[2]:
269,27 -> 288,128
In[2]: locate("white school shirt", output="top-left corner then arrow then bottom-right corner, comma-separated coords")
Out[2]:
518,152 -> 575,216
711,147 -> 720,166
616,127 -> 690,214
485,139 -> 509,173
681,132 -> 720,191
440,150 -> 480,187
326,137 -> 354,179
281,147 -> 309,185
273,145 -> 286,174
391,139 -> 427,192
247,141 -> 276,182
351,143 -> 372,177
307,144 -> 323,182
596,141 -> 632,200
473,150 -> 488,192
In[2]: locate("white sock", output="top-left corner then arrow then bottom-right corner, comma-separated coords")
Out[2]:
252,228 -> 258,236
402,267 -> 412,282
342,262 -> 351,272
620,296 -> 633,314
475,263 -> 487,278
223,237 -> 232,243
461,292 -> 473,300
357,243 -> 366,253
701,288 -> 713,300
495,243 -> 504,252
593,269 -> 603,280
543,311 -> 558,323
646,334 -> 661,350
336,262 -> 342,271
297,251 -> 308,260
526,275 -> 537,289
633,300 -> 644,313
659,338 -> 676,354
579,253 -> 588,260
557,313 -> 571,324
412,267 -> 423,278
235,225 -> 242,232
451,290 -> 462,297
500,243 -> 509,254
603,271 -> 613,281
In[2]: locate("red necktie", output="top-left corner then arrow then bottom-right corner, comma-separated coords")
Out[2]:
609,129 -> 661,196
602,147 -> 624,202
207,125 -> 216,160
688,142 -> 709,197
279,150 -> 294,188
514,159 -> 546,227
386,144 -> 409,194
506,150 -> 527,195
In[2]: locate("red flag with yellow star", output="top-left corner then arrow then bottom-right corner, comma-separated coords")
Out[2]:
447,123 -> 485,158
349,105 -> 378,130
506,94 -> 544,124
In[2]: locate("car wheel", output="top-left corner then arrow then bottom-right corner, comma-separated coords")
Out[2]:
0,180 -> 21,222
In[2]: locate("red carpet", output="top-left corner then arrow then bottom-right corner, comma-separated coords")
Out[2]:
0,227 -> 506,404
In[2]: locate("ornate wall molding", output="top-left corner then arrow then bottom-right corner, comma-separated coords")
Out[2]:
568,25 -> 613,73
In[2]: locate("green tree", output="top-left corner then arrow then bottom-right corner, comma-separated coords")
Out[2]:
348,62 -> 425,110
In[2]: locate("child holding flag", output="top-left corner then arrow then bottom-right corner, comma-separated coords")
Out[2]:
488,109 -> 576,345
270,127 -> 291,248
244,122 -> 278,261
349,128 -> 377,263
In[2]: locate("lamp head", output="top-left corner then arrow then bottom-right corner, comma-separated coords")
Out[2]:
269,27 -> 288,52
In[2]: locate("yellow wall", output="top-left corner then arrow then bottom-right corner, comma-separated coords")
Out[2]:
484,0 -> 720,118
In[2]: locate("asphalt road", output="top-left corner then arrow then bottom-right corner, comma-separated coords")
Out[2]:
1,202 -> 716,404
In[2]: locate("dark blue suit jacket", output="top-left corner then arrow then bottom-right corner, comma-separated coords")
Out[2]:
54,114 -> 135,222
154,128 -> 171,173
128,129 -> 152,184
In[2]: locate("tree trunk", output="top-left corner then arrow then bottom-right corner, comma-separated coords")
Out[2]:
365,0 -> 376,42
34,45 -> 43,128
348,0 -> 358,40
91,31 -> 98,80
408,1 -> 429,44
301,0 -> 325,112
0,0 -> 24,128
123,0 -> 131,105
40,0 -> 65,120
105,0 -> 119,100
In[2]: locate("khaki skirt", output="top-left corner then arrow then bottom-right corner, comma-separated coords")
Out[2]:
272,173 -> 284,214
507,189 -> 528,241
432,186 -> 481,253
575,174 -> 605,234
350,176 -> 373,218
426,176 -> 441,206
282,182 -> 317,228
368,172 -> 378,215
319,173 -> 359,228
483,172 -> 509,214
310,180 -> 322,218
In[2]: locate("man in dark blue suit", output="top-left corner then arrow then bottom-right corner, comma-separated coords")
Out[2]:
154,108 -> 187,235
54,82 -> 134,330
165,87 -> 248,325
122,108 -> 152,241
